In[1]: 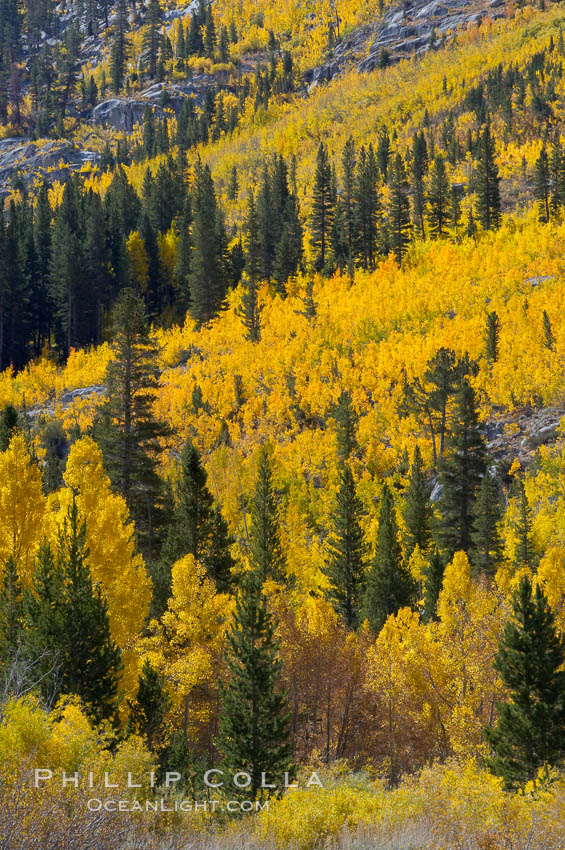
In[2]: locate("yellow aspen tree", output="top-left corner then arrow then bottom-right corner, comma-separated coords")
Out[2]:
0,434 -> 46,585
52,436 -> 152,697
365,607 -> 422,784
138,554 -> 232,746
536,547 -> 565,634
436,551 -> 504,757
275,593 -> 364,762
126,231 -> 150,293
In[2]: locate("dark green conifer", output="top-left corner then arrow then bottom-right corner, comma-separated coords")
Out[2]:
0,556 -> 25,660
403,446 -> 432,559
188,159 -> 227,323
342,136 -> 356,278
486,575 -> 565,788
217,570 -> 294,799
143,0 -> 163,79
422,548 -> 445,622
174,196 -> 192,310
110,0 -> 129,92
334,389 -> 358,462
59,501 -> 122,726
436,379 -> 486,558
388,153 -> 411,264
0,404 -> 18,451
512,478 -> 536,568
324,465 -> 368,630
27,503 -> 122,725
311,142 -> 334,271
377,127 -> 391,182
411,130 -> 428,239
365,483 -> 416,634
543,309 -> 555,352
249,446 -> 286,583
485,310 -> 501,363
535,147 -> 550,223
354,144 -> 381,269
427,155 -> 451,238
128,658 -> 171,751
156,438 -> 234,610
471,469 -> 504,576
93,288 -> 168,560
475,122 -> 501,230
227,165 -> 239,201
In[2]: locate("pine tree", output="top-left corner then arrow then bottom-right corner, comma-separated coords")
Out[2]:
227,165 -> 239,201
61,501 -> 121,726
273,188 -> 302,292
176,19 -> 186,61
219,25 -> 230,62
49,182 -> 83,357
39,420 -> 66,495
388,153 -> 411,264
334,389 -> 358,462
450,185 -> 462,233
94,288 -> 168,560
485,310 -> 501,363
543,309 -> 555,352
311,142 -> 334,271
33,181 -> 53,357
249,446 -> 286,583
471,469 -> 503,576
475,122 -> 501,230
156,438 -> 234,611
354,144 -> 381,269
377,127 -> 391,182
128,658 -> 171,750
239,193 -> 262,342
0,403 -> 18,450
535,146 -> 550,224
399,347 -> 471,467
486,575 -> 565,788
239,276 -> 261,343
365,483 -> 416,634
83,190 -> 111,344
512,478 -> 536,568
549,142 -> 562,217
25,542 -> 66,704
110,0 -> 129,92
217,570 -> 294,798
187,1 -> 204,55
0,556 -> 25,661
143,0 -> 163,80
189,159 -> 227,323
256,163 -> 275,281
342,136 -> 356,278
411,130 -> 428,239
174,196 -> 192,310
436,380 -> 486,558
28,502 -> 122,725
204,2 -> 216,58
403,446 -> 432,559
324,464 -> 368,630
422,548 -> 444,622
465,208 -> 477,239
427,155 -> 451,238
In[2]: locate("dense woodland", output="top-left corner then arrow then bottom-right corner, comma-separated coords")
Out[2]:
1,1 -> 565,849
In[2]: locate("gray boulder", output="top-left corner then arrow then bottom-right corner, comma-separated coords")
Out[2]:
0,138 -> 99,191
91,98 -> 151,131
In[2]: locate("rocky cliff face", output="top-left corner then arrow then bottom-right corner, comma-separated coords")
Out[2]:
305,0 -> 506,88
90,77 -> 223,130
1,0 -> 508,195
0,138 -> 100,198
